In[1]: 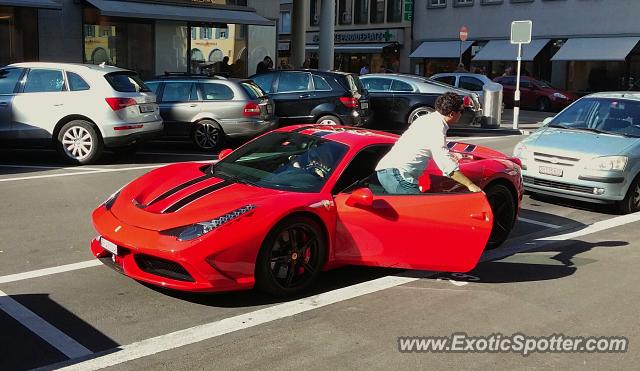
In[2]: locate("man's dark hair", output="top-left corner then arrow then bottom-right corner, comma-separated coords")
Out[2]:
435,92 -> 464,116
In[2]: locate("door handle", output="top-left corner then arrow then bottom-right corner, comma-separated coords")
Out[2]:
470,212 -> 489,222
299,94 -> 311,99
189,104 -> 198,107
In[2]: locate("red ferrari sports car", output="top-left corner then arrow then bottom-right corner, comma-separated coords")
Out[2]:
91,125 -> 522,297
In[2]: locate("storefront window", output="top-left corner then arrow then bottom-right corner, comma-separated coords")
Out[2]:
248,25 -> 276,75
310,0 -> 320,27
387,0 -> 402,22
155,21 -> 188,76
370,0 -> 385,24
353,0 -> 369,24
83,8 -> 154,79
338,0 -> 353,25
0,6 -> 38,66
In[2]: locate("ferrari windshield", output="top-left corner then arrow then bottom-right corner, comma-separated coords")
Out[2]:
211,131 -> 349,193
548,98 -> 640,137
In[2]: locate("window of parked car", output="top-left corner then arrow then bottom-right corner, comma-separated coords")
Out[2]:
276,72 -> 311,93
240,81 -> 265,100
104,72 -> 151,93
433,76 -> 456,86
23,69 -> 65,93
67,72 -> 90,91
459,76 -> 484,91
145,81 -> 160,94
252,73 -> 274,93
391,79 -> 414,92
0,68 -> 24,94
201,83 -> 234,100
162,82 -> 197,102
312,75 -> 332,91
361,77 -> 393,92
345,74 -> 364,93
332,145 -> 391,194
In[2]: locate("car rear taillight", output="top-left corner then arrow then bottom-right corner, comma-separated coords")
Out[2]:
339,96 -> 359,109
463,96 -> 473,108
243,102 -> 261,117
105,97 -> 137,111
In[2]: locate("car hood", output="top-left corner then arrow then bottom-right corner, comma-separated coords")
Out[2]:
110,162 -> 284,231
527,127 -> 637,157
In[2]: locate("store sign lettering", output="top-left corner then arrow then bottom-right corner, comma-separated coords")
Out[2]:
312,30 -> 398,43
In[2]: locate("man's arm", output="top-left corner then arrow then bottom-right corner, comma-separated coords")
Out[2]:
450,170 -> 482,192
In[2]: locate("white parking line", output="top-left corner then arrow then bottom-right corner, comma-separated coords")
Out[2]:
0,164 -> 167,183
0,260 -> 102,284
517,217 -> 562,229
0,289 -> 92,359
21,212 -> 639,370
138,151 -> 216,157
0,164 -> 106,171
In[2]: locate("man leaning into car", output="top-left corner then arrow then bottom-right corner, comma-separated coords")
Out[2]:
375,92 -> 482,194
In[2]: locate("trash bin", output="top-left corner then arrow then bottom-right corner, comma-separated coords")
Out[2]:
481,82 -> 503,128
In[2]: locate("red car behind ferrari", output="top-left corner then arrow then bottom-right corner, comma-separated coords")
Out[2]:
91,125 -> 522,297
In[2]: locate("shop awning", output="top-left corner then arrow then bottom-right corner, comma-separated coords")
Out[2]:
85,0 -> 274,26
472,39 -> 550,61
409,41 -> 473,59
0,0 -> 61,9
551,37 -> 640,61
306,43 -> 390,53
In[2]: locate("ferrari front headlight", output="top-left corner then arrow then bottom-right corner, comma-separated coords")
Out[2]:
584,156 -> 628,171
164,204 -> 257,241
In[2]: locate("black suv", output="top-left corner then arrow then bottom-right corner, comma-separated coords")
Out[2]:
250,69 -> 370,127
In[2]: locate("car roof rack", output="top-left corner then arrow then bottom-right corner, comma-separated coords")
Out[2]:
155,72 -> 228,80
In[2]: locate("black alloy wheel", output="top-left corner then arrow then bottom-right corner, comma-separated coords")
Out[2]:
408,106 -> 434,124
193,120 -> 224,150
537,97 -> 551,112
256,216 -> 326,297
617,175 -> 640,214
485,184 -> 517,249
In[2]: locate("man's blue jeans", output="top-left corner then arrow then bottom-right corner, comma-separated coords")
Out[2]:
376,168 -> 421,194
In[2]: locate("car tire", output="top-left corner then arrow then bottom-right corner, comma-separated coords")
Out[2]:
193,120 -> 224,151
485,183 -> 517,249
316,115 -> 341,126
56,120 -> 103,165
616,175 -> 640,214
537,97 -> 551,112
408,106 -> 434,124
255,215 -> 327,297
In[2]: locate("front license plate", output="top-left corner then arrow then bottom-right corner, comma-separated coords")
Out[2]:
100,237 -> 118,255
139,104 -> 154,113
361,102 -> 369,110
539,166 -> 563,177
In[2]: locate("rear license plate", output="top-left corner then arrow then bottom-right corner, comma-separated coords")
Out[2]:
539,166 -> 563,177
139,104 -> 154,113
100,236 -> 118,255
361,102 -> 369,110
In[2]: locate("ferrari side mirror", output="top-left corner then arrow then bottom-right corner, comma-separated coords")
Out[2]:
346,188 -> 373,207
218,148 -> 233,160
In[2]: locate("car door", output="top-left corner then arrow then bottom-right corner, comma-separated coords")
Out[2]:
390,78 -> 417,127
272,71 -> 314,124
519,80 -> 536,108
158,81 -> 200,138
198,81 -> 239,125
11,68 -> 68,139
0,67 -> 25,139
498,77 -> 516,106
332,189 -> 492,271
360,77 -> 394,129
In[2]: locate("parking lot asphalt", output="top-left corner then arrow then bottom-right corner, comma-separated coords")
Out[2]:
1,132 -> 639,370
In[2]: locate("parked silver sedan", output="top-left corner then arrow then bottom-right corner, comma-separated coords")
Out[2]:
513,92 -> 640,213
145,75 -> 277,150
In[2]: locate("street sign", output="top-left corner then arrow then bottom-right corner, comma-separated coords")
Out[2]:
403,0 -> 413,21
510,20 -> 532,44
459,25 -> 468,42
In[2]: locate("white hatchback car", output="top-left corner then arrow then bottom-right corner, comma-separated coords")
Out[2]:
0,62 -> 163,164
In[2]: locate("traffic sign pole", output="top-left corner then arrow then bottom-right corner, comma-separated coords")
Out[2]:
513,42 -> 522,130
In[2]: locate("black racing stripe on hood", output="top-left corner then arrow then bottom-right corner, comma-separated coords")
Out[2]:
163,180 -> 233,213
146,174 -> 211,207
464,144 -> 476,152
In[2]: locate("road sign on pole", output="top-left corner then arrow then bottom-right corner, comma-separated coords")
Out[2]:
459,26 -> 468,65
510,20 -> 532,131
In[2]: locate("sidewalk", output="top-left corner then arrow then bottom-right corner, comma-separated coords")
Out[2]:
449,109 -> 550,136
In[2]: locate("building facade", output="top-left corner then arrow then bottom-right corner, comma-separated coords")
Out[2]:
309,0 -> 412,73
1,0 -> 278,78
412,0 -> 640,93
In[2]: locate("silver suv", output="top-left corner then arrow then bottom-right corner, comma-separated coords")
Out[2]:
0,62 -> 162,164
145,75 -> 277,150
